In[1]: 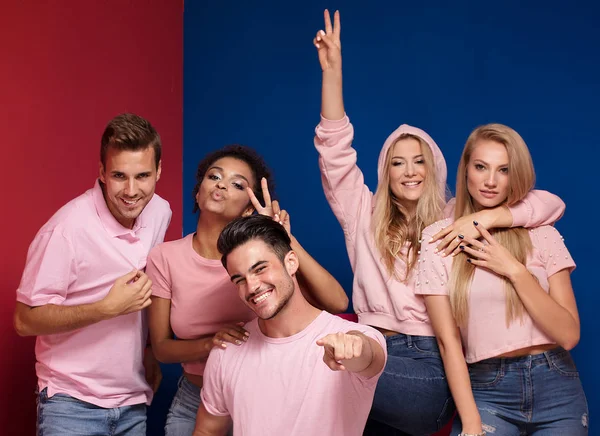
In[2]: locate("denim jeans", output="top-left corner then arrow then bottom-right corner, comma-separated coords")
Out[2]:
37,388 -> 146,436
363,334 -> 455,436
165,375 -> 233,436
451,347 -> 589,435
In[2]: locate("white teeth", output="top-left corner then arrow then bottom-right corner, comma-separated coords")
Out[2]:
122,199 -> 138,205
253,291 -> 271,304
403,181 -> 421,186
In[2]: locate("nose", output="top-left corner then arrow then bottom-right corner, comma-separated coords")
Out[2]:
484,173 -> 497,188
247,275 -> 261,294
216,179 -> 227,190
124,178 -> 138,197
405,162 -> 417,177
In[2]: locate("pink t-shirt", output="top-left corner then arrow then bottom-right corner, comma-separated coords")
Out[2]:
146,233 -> 255,375
201,311 -> 387,436
16,180 -> 172,407
416,218 -> 575,363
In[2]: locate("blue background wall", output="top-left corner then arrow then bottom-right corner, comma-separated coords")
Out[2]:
150,1 -> 600,433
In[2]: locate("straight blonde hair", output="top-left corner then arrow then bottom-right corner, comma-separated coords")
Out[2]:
372,134 -> 445,281
449,124 -> 535,326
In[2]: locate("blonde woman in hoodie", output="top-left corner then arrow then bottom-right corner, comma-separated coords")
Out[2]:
312,10 -> 566,435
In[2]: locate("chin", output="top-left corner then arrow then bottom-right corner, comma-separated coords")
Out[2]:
474,196 -> 504,209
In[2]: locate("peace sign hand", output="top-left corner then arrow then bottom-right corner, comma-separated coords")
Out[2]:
246,177 -> 274,218
313,9 -> 342,73
460,222 -> 526,282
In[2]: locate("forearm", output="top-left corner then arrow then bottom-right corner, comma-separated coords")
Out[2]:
510,267 -> 579,349
153,336 -> 213,364
439,342 -> 482,433
292,236 -> 348,313
14,301 -> 110,336
321,69 -> 345,120
478,205 -> 513,229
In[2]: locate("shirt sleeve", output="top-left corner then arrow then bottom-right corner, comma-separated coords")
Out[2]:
532,226 -> 575,278
16,229 -> 76,306
509,190 -> 565,228
200,348 -> 230,417
146,245 -> 172,299
415,226 -> 452,296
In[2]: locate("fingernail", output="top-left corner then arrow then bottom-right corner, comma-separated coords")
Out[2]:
235,340 -> 241,345
458,234 -> 464,239
316,43 -> 320,48
473,221 -> 479,226
429,238 -> 433,242
433,248 -> 438,253
317,36 -> 321,42
221,343 -> 227,348
467,258 -> 472,263
320,30 -> 325,36
245,332 -> 250,336
460,245 -> 464,249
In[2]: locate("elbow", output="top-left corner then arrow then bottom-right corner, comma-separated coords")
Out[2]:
332,291 -> 349,314
561,331 -> 580,351
13,312 -> 33,337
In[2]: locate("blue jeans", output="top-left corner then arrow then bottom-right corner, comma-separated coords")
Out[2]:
451,348 -> 589,435
37,388 -> 146,436
363,334 -> 455,436
165,375 -> 233,436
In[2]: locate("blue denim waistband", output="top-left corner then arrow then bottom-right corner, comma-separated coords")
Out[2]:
470,347 -> 569,370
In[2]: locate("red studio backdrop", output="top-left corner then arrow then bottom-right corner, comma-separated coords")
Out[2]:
0,1 -> 183,434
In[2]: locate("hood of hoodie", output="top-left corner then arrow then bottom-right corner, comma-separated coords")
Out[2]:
376,124 -> 447,202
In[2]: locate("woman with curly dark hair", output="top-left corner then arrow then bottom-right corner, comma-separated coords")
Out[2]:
146,145 -> 348,435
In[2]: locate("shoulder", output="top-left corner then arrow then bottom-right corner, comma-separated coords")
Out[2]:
149,234 -> 190,259
143,193 -> 172,223
39,190 -> 96,237
527,225 -> 564,246
421,217 -> 453,239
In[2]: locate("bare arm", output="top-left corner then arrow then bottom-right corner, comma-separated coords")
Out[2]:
316,10 -> 344,120
293,235 -> 349,314
14,270 -> 151,336
148,296 -> 249,364
424,295 -> 483,435
463,226 -> 580,350
192,404 -> 230,436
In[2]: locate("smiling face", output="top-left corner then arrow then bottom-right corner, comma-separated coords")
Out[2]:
226,239 -> 298,321
388,137 -> 428,207
99,146 -> 161,228
466,140 -> 510,209
196,157 -> 255,220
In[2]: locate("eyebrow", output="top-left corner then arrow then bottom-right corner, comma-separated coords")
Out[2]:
392,154 -> 423,160
473,159 -> 508,167
230,260 -> 268,283
208,166 -> 250,184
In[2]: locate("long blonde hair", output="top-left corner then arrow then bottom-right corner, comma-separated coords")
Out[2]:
449,124 -> 535,326
372,134 -> 445,281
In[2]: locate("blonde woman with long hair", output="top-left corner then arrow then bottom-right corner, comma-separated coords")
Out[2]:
417,124 -> 587,435
312,10 -> 567,436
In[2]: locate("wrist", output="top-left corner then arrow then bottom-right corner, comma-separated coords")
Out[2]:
94,299 -> 116,320
507,262 -> 529,283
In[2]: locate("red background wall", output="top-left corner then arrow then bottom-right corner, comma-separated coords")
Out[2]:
0,2 -> 183,434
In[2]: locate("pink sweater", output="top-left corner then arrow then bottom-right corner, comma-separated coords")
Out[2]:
314,115 -> 565,336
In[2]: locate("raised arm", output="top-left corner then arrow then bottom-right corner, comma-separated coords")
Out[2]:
315,9 -> 344,120
462,225 -> 580,350
434,190 -> 566,256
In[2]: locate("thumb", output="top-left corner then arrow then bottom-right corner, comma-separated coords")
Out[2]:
121,269 -> 140,284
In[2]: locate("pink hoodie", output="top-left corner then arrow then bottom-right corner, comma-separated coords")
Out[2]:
314,115 -> 565,336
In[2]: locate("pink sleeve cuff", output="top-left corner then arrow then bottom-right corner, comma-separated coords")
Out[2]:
318,114 -> 350,131
508,200 -> 531,227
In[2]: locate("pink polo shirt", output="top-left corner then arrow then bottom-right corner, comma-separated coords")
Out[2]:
16,180 -> 171,407
201,311 -> 387,436
416,218 -> 575,363
146,233 -> 255,375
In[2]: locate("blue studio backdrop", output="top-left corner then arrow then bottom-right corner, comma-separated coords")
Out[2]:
148,1 -> 599,434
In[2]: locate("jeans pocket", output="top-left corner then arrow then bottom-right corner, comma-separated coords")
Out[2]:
550,350 -> 579,377
468,363 -> 503,388
412,337 -> 441,356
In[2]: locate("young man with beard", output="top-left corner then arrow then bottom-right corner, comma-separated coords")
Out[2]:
193,215 -> 387,436
14,113 -> 171,435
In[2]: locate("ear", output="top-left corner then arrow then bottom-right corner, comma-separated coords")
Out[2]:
99,161 -> 106,183
241,205 -> 255,217
284,250 -> 299,276
156,160 -> 162,182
